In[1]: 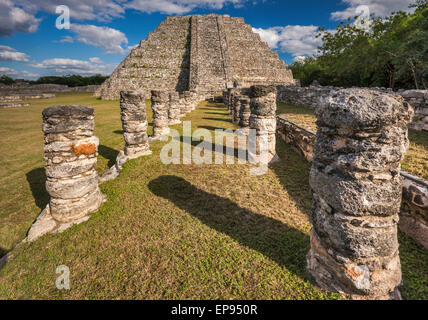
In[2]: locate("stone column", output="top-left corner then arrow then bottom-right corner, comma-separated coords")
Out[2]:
190,90 -> 198,110
178,92 -> 186,118
42,105 -> 104,223
151,90 -> 170,139
307,88 -> 414,300
168,91 -> 181,125
120,91 -> 151,158
232,94 -> 242,124
249,85 -> 278,164
228,88 -> 236,115
239,96 -> 251,129
222,90 -> 229,109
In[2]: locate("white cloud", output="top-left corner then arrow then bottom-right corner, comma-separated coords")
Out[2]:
293,56 -> 308,63
0,45 -> 29,62
252,27 -> 281,49
89,57 -> 102,64
31,57 -> 114,75
68,24 -> 129,55
253,25 -> 329,57
331,0 -> 415,20
125,0 -> 248,15
17,0 -> 125,22
2,0 -> 251,36
0,66 -> 38,79
0,0 -> 40,36
59,36 -> 74,43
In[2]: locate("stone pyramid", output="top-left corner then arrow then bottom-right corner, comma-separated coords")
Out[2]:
95,14 -> 296,100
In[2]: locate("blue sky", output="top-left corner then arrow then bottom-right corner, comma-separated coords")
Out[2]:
0,0 -> 416,80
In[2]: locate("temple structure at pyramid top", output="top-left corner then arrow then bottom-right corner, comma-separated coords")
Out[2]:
95,14 -> 296,100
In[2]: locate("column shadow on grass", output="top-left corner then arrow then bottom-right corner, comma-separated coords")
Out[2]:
202,117 -> 233,124
0,247 -> 7,258
148,175 -> 311,280
99,145 -> 120,168
174,135 -> 249,161
270,138 -> 313,218
26,167 -> 49,210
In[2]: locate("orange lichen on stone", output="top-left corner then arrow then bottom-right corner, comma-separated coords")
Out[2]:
346,265 -> 363,278
72,143 -> 96,155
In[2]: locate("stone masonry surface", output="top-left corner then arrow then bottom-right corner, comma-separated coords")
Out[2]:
26,105 -> 105,242
42,105 -> 104,223
120,91 -> 151,158
151,90 -> 171,138
276,114 -> 428,250
96,14 -> 296,100
249,85 -> 278,164
307,88 -> 414,299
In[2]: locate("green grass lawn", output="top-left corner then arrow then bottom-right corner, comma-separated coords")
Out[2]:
0,94 -> 426,299
278,102 -> 428,181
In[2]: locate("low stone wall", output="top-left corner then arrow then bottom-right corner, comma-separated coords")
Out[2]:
277,85 -> 428,131
0,93 -> 56,102
277,85 -> 335,109
276,114 -> 428,250
400,172 -> 428,249
400,90 -> 428,131
0,84 -> 100,95
0,102 -> 30,108
276,116 -> 315,162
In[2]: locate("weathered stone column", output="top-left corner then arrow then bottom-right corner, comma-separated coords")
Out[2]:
151,90 -> 170,139
120,91 -> 151,158
228,88 -> 237,115
42,105 -> 104,223
223,90 -> 229,109
168,91 -> 181,125
239,96 -> 251,129
190,90 -> 198,110
249,85 -> 278,164
307,88 -> 414,300
178,92 -> 186,118
183,91 -> 192,114
232,94 -> 242,124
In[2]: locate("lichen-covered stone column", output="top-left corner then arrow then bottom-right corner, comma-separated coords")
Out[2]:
168,91 -> 181,125
249,85 -> 278,164
232,94 -> 242,124
43,105 -> 104,223
239,96 -> 251,129
120,91 -> 151,158
307,88 -> 414,300
151,90 -> 170,139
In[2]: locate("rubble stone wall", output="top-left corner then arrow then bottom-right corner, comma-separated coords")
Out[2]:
276,116 -> 315,162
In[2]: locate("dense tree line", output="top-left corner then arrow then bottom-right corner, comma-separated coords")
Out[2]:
32,74 -> 108,87
0,76 -> 15,85
289,0 -> 428,90
0,74 -> 108,87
